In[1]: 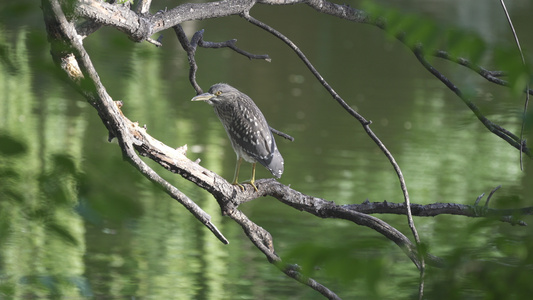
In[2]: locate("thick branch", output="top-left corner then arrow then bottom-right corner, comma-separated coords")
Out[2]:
42,0 -> 228,244
73,0 -> 256,42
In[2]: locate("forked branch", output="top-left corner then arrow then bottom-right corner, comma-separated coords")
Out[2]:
42,0 -> 228,245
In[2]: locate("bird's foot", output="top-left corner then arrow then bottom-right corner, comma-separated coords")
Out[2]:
242,179 -> 259,192
232,180 -> 258,192
232,182 -> 245,192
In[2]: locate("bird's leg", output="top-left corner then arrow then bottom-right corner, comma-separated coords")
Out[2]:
241,163 -> 259,192
232,157 -> 245,191
249,163 -> 258,192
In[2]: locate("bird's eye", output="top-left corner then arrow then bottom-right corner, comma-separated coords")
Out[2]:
215,91 -> 222,96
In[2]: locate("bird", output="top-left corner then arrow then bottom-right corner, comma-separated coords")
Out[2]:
191,83 -> 284,191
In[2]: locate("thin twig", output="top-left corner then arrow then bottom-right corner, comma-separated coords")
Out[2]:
174,26 -> 272,94
434,50 -> 533,96
475,192 -> 485,206
499,0 -> 530,170
241,11 -> 424,271
414,47 -> 531,158
173,25 -> 203,94
270,126 -> 295,141
199,38 -> 271,62
485,185 -> 502,208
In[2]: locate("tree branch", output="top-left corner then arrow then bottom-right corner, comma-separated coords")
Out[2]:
346,200 -> 529,226
414,47 -> 531,158
241,10 -> 425,272
134,0 -> 152,14
173,25 -> 270,94
434,50 -> 533,96
42,0 -> 228,245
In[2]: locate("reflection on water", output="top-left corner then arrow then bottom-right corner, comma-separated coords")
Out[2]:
0,28 -> 87,298
1,1 -> 533,299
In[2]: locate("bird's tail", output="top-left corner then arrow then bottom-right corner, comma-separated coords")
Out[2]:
265,151 -> 284,179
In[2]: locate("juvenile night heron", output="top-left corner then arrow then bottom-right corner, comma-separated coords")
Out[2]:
192,83 -> 284,191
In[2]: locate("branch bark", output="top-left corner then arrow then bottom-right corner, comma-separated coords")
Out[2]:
42,0 -> 228,244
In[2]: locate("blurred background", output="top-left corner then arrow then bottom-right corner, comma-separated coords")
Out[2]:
1,0 -> 532,299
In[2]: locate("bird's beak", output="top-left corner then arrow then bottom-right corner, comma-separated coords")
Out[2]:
191,93 -> 215,102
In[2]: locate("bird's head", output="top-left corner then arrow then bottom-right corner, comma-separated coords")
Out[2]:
191,83 -> 239,106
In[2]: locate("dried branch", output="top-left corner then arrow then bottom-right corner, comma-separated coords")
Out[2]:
42,0 -> 228,245
72,0 -> 257,42
43,2 -> 341,296
173,25 -> 270,94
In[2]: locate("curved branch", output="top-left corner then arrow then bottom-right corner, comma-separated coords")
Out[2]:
414,47 -> 531,158
174,25 -> 270,94
434,50 -> 533,96
43,0 -> 228,245
240,11 -> 425,270
73,0 -> 256,42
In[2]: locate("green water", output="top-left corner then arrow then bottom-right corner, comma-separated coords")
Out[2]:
1,1 -> 532,299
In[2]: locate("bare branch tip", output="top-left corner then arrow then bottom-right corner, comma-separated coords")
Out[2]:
107,132 -> 116,143
176,144 -> 188,155
474,193 -> 485,206
485,185 -> 502,207
146,37 -> 163,47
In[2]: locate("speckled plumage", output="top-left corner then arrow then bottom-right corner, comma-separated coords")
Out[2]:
192,83 -> 284,190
